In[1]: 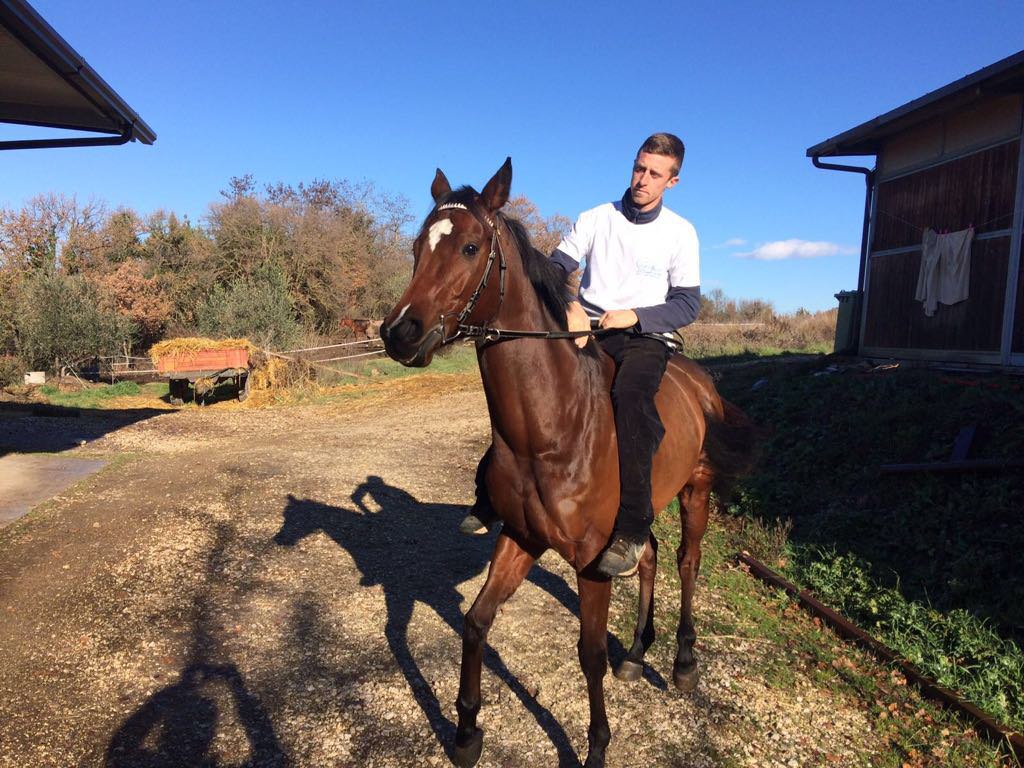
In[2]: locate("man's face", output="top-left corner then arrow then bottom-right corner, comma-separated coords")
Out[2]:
630,151 -> 679,211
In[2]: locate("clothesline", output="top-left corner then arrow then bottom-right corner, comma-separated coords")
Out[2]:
875,208 -> 1014,234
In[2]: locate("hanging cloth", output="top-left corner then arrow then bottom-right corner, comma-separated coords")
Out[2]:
915,229 -> 942,317
937,227 -> 973,307
914,227 -> 974,316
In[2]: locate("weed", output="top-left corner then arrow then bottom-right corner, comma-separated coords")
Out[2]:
735,514 -> 793,566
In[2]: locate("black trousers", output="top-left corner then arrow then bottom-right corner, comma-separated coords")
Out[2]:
473,332 -> 670,543
598,333 -> 671,542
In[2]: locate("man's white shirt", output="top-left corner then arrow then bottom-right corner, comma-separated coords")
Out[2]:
556,201 -> 700,323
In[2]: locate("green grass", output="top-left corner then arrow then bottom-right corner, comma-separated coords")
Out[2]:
708,358 -> 1024,756
38,381 -> 169,409
793,547 -> 1024,728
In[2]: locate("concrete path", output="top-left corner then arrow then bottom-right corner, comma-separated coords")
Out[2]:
0,453 -> 107,526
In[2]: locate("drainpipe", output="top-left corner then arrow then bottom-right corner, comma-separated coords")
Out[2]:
812,155 -> 875,353
0,128 -> 133,152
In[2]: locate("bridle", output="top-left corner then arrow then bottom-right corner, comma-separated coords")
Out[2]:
425,201 -> 604,347
432,201 -> 507,344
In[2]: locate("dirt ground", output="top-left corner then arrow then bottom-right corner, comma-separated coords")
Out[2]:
0,375 -> 882,768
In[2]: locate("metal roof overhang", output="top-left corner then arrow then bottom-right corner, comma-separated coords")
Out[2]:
0,0 -> 155,150
807,49 -> 1024,158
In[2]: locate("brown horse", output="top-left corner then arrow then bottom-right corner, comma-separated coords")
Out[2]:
381,159 -> 756,768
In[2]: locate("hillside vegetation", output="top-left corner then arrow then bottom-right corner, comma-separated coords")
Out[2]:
0,182 -> 836,385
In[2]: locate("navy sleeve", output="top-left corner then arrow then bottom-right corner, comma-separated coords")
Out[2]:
634,285 -> 701,333
550,247 -> 579,274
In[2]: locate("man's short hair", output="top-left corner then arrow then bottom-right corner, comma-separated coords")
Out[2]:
638,133 -> 685,176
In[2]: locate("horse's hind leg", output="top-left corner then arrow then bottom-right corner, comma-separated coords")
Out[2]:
453,532 -> 538,768
614,533 -> 657,682
578,573 -> 613,768
674,470 -> 711,693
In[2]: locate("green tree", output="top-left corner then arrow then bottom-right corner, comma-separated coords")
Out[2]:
16,270 -> 134,371
195,264 -> 300,349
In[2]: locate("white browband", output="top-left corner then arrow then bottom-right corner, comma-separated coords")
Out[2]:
435,201 -> 494,228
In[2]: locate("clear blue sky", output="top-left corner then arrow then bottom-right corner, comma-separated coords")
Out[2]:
3,1 -> 1023,312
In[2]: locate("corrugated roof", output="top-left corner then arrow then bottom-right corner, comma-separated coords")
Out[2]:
0,0 -> 155,143
807,49 -> 1024,158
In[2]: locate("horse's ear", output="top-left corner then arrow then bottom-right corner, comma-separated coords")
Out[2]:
480,157 -> 512,213
431,169 -> 451,202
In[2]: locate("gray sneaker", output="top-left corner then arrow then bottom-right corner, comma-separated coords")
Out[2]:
458,506 -> 501,536
458,512 -> 491,536
595,536 -> 646,578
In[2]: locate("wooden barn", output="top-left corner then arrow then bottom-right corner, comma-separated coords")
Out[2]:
808,50 -> 1024,368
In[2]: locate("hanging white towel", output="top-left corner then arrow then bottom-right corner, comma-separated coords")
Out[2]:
937,227 -> 973,307
914,227 -> 974,317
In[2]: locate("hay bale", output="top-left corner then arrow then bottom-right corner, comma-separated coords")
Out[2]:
149,337 -> 257,365
249,355 -> 289,391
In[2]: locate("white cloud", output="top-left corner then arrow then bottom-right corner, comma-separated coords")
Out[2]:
735,239 -> 856,261
715,237 -> 747,248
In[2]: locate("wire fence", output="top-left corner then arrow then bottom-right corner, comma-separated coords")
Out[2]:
72,336 -> 391,386
275,338 -> 388,367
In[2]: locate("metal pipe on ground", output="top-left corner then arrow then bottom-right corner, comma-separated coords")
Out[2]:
735,551 -> 1024,759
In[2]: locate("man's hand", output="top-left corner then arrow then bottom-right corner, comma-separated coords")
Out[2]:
566,301 -> 591,349
599,309 -> 639,330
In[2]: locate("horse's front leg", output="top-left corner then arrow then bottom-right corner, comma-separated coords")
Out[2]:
577,572 -> 613,768
453,531 -> 538,768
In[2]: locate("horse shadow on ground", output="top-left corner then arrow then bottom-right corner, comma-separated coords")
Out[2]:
274,476 -> 638,767
105,521 -> 286,768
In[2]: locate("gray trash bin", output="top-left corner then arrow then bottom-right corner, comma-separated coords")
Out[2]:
833,290 -> 862,354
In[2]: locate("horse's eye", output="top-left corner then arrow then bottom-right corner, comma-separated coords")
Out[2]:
462,243 -> 479,257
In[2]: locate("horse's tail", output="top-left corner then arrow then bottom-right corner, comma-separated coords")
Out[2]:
701,398 -> 760,499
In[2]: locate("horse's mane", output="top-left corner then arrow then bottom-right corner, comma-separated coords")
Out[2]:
425,186 -> 569,331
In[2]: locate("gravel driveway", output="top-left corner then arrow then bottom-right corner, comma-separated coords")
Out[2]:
0,375 -> 879,767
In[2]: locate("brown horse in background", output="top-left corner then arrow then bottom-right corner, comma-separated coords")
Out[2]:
339,317 -> 373,340
381,159 -> 756,768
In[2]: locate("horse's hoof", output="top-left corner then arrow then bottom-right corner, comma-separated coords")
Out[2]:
451,728 -> 483,768
614,658 -> 644,682
673,661 -> 699,693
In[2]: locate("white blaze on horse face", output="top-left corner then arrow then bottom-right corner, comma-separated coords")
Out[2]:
427,218 -> 454,253
388,303 -> 411,331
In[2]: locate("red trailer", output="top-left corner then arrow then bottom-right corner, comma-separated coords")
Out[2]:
156,347 -> 251,405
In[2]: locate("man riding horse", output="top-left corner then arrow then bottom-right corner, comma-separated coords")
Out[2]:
460,132 -> 701,578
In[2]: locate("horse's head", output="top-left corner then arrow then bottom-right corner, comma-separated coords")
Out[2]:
381,158 -> 512,367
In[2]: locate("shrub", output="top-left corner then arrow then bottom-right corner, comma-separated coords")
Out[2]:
0,355 -> 24,387
95,260 -> 173,350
